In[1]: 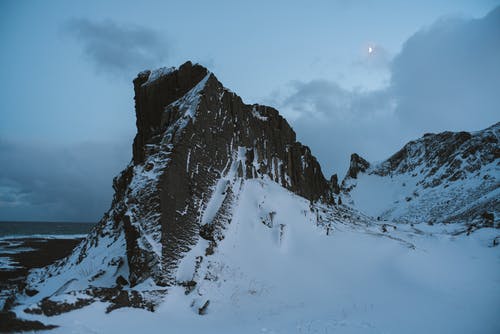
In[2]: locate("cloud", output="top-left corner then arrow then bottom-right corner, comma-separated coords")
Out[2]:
3,8 -> 498,222
0,139 -> 131,222
276,6 -> 500,176
391,7 -> 500,132
65,18 -> 169,76
282,80 -> 394,122
278,81 -> 399,177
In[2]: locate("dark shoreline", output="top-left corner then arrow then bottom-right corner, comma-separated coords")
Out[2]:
0,237 -> 84,290
0,237 -> 84,332
0,221 -> 95,238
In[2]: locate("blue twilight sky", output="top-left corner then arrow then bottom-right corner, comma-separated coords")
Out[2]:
0,0 -> 499,222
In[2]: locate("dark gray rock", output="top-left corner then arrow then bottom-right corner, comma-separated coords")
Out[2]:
24,297 -> 94,317
347,153 -> 370,179
330,174 -> 340,194
373,124 -> 499,187
0,311 -> 57,332
198,300 -> 210,315
98,61 -> 335,286
115,275 -> 128,287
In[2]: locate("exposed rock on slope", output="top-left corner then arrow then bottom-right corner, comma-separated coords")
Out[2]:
346,153 -> 370,180
20,61 -> 340,312
126,61 -> 334,285
342,123 -> 500,226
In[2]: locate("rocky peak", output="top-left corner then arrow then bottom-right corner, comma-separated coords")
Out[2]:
22,61 -> 340,313
98,61 -> 335,286
132,61 -> 209,164
374,122 -> 499,188
346,153 -> 370,179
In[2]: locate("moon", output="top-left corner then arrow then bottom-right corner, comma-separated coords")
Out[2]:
368,46 -> 374,54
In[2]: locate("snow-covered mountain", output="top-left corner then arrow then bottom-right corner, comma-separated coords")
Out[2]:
342,123 -> 499,229
15,61 -> 355,313
7,62 -> 500,333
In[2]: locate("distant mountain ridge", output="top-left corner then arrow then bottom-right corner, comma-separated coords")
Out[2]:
342,122 -> 499,226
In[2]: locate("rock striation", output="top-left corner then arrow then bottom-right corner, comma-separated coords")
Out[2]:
24,61 -> 336,300
124,61 -> 334,285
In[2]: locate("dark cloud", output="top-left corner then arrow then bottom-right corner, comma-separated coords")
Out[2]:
391,6 -> 500,132
283,80 -> 394,121
65,18 -> 169,76
280,81 -> 400,176
0,139 -> 131,222
278,6 -> 500,176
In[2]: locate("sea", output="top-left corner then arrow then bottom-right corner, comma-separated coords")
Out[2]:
0,221 -> 95,238
0,221 -> 95,271
0,221 -> 95,309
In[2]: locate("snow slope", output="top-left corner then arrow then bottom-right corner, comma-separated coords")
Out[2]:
343,123 -> 499,226
13,177 -> 500,333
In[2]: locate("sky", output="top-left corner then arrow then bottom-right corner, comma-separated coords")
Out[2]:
0,0 -> 499,222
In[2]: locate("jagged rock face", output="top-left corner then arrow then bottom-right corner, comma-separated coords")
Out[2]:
373,125 -> 500,188
22,61 -> 336,307
342,123 -> 500,225
112,61 -> 333,285
329,174 -> 340,194
132,63 -> 209,165
347,153 -> 370,179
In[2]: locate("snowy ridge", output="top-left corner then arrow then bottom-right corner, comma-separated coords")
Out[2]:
343,123 -> 499,227
141,66 -> 175,86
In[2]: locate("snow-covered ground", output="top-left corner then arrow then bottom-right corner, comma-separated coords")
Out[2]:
14,179 -> 500,333
343,123 -> 499,225
345,160 -> 499,225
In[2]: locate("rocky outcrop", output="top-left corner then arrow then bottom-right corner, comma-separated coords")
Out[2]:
117,61 -> 334,285
346,153 -> 370,179
24,61 -> 336,297
132,63 -> 209,165
0,311 -> 57,332
330,174 -> 340,194
373,125 -> 499,188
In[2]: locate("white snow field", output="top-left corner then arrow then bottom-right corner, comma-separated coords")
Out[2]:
14,178 -> 500,334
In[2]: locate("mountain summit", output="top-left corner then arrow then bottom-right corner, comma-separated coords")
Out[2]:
126,61 -> 335,285
19,61 -> 345,313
